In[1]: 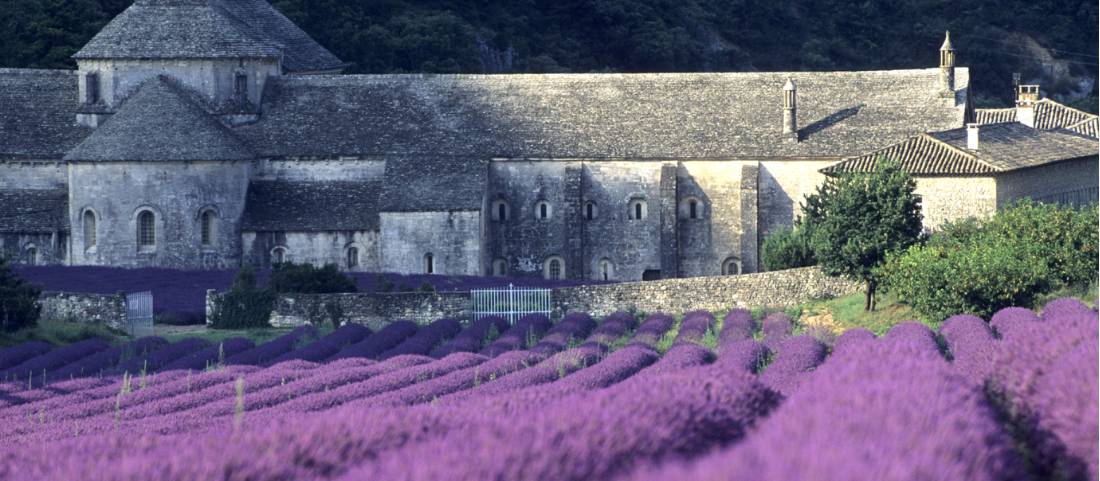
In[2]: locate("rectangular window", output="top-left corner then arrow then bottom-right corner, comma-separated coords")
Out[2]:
85,72 -> 99,105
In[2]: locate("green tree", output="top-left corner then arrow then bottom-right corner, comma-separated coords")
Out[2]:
805,160 -> 923,311
209,266 -> 275,329
761,225 -> 817,271
269,263 -> 357,294
0,258 -> 41,332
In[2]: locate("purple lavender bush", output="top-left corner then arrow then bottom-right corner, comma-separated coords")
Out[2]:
226,325 -> 318,366
1,338 -> 111,385
760,312 -> 792,350
628,313 -> 675,348
720,309 -> 755,343
716,339 -> 769,374
1040,297 -> 1092,321
266,323 -> 372,365
530,312 -> 596,355
673,310 -> 715,346
379,318 -> 462,359
160,338 -> 255,372
938,314 -> 996,384
329,321 -> 418,361
47,337 -> 168,381
480,314 -> 552,357
758,335 -> 827,395
831,327 -> 876,356
989,306 -> 1038,340
0,341 -> 52,372
430,316 -> 510,358
108,338 -> 210,374
582,311 -> 636,348
882,321 -> 941,355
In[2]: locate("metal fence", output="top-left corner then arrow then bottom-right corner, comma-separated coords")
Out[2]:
125,291 -> 155,338
470,284 -> 553,324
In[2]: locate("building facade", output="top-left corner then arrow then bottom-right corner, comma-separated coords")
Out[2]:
1,1 -> 1096,281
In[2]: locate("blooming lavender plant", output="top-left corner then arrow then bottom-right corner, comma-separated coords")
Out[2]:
716,339 -> 769,373
47,337 -> 168,382
628,313 -> 675,348
530,312 -> 596,355
480,314 -> 552,357
760,312 -> 792,350
758,335 -> 827,395
0,341 -> 52,372
225,325 -> 318,366
265,323 -> 372,365
673,310 -> 715,346
938,314 -> 996,384
989,306 -> 1038,340
1,338 -> 111,386
581,311 -> 636,348
831,327 -> 876,356
329,321 -> 418,361
379,318 -> 462,359
430,315 -> 510,358
160,338 -> 255,372
720,309 -> 755,343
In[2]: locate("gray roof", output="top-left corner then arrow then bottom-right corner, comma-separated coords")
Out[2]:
824,122 -> 1098,175
242,181 -> 381,231
1031,99 -> 1097,130
235,68 -> 969,159
974,108 -> 1016,125
380,156 -> 487,212
0,69 -> 91,160
0,189 -> 69,233
73,0 -> 344,73
1068,117 -> 1098,138
64,76 -> 255,162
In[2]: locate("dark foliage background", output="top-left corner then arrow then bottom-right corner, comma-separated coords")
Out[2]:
0,0 -> 1095,110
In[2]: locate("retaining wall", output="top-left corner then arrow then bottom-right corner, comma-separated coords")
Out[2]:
37,291 -> 128,330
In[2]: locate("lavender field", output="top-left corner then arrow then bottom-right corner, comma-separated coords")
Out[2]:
15,266 -> 595,323
0,300 -> 1095,481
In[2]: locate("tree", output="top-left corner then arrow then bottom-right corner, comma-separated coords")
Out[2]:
209,266 -> 275,329
0,258 -> 42,332
761,225 -> 817,271
269,263 -> 357,294
805,159 -> 923,311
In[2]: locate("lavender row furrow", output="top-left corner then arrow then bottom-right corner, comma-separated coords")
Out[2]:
530,312 -> 596,355
379,318 -> 462,359
266,323 -> 372,365
226,325 -> 318,366
480,314 -> 552,357
329,321 -> 418,361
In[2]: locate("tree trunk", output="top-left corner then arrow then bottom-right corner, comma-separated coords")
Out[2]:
864,280 -> 876,312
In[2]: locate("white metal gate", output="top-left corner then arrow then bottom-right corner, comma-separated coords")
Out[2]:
470,284 -> 552,324
125,291 -> 154,338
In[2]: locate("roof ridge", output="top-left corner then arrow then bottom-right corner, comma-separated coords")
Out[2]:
1036,98 -> 1097,118
918,131 -> 1002,172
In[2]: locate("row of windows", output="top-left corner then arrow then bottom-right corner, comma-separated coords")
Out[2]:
81,208 -> 218,252
490,198 -> 706,222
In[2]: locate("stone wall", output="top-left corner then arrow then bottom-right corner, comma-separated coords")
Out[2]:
914,175 -> 997,230
266,291 -> 471,330
242,230 -> 380,271
379,211 -> 482,276
552,267 -> 861,318
996,157 -> 1099,209
38,291 -> 127,330
0,160 -> 67,189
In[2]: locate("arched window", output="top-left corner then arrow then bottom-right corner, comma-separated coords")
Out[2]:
271,246 -> 288,264
425,253 -> 435,274
346,247 -> 360,269
597,258 -> 614,281
584,201 -> 597,220
544,256 -> 565,280
535,201 -> 552,220
722,257 -> 742,276
491,199 -> 510,222
629,199 -> 648,220
24,245 -> 38,266
200,210 -> 216,247
492,258 -> 508,277
82,210 -> 97,251
136,210 -> 156,250
679,197 -> 704,220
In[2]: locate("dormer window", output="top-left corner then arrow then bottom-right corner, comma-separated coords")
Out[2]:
234,71 -> 248,106
83,72 -> 100,105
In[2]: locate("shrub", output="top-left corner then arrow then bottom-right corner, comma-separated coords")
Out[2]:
761,226 -> 817,271
0,258 -> 41,332
269,263 -> 357,294
209,267 -> 276,329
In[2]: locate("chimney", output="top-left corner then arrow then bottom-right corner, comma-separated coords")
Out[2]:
939,31 -> 956,95
1016,84 -> 1039,128
966,123 -> 980,151
782,78 -> 797,141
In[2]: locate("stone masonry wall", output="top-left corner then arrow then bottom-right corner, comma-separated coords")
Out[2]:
552,267 -> 860,318
266,292 -> 471,330
38,291 -> 128,330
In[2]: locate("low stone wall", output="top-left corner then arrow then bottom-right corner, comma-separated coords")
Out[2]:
552,267 -> 860,318
267,292 -> 471,330
37,291 -> 128,330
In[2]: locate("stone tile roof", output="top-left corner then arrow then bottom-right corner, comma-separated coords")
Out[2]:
73,0 -> 282,61
1067,117 -> 1098,138
242,181 -> 382,231
380,156 -> 488,212
1032,99 -> 1096,130
0,189 -> 69,233
823,122 -> 1098,175
974,107 -> 1016,124
0,69 -> 91,160
64,76 -> 255,162
210,0 -> 345,72
235,68 -> 969,159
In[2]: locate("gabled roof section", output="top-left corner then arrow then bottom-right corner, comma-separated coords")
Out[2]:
0,189 -> 69,233
1067,117 -> 1098,138
64,76 -> 255,162
242,181 -> 381,232
825,122 -> 1098,175
1032,99 -> 1097,130
821,132 -> 996,175
74,0 -> 282,61
210,0 -> 345,72
0,69 -> 91,160
234,68 -> 969,159
974,107 -> 1016,125
380,156 -> 488,212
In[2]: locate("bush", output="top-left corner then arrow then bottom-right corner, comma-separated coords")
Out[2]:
880,201 -> 1096,323
209,267 -> 276,329
269,263 -> 357,294
0,258 -> 41,332
761,226 -> 817,271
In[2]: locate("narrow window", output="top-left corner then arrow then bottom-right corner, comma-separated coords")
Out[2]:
234,71 -> 248,105
137,211 -> 155,249
548,259 -> 561,280
689,200 -> 698,219
347,247 -> 360,269
544,256 -> 565,280
540,203 -> 548,219
25,246 -> 38,266
492,258 -> 507,277
492,200 -> 510,222
598,259 -> 614,281
84,72 -> 99,105
272,247 -> 287,264
200,210 -> 215,247
630,199 -> 647,220
83,210 -> 97,251
635,203 -> 642,220
585,202 -> 596,220
425,253 -> 435,274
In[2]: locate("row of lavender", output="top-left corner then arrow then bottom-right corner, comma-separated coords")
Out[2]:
0,300 -> 1095,481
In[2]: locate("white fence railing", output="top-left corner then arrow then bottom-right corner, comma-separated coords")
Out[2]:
470,284 -> 552,324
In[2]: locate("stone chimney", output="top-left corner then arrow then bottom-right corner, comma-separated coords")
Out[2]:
782,78 -> 797,141
1016,84 -> 1040,128
939,31 -> 955,95
966,123 -> 980,151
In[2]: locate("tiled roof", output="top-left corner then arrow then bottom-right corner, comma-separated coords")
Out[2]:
1032,99 -> 1096,130
824,122 -> 1097,175
241,181 -> 382,231
0,189 -> 69,233
974,108 -> 1016,125
210,0 -> 345,72
1067,117 -> 1098,138
64,76 -> 255,162
0,69 -> 91,160
235,68 -> 969,159
73,0 -> 283,61
380,156 -> 488,212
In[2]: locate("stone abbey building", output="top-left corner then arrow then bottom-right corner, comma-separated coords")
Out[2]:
2,1 -> 1097,281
